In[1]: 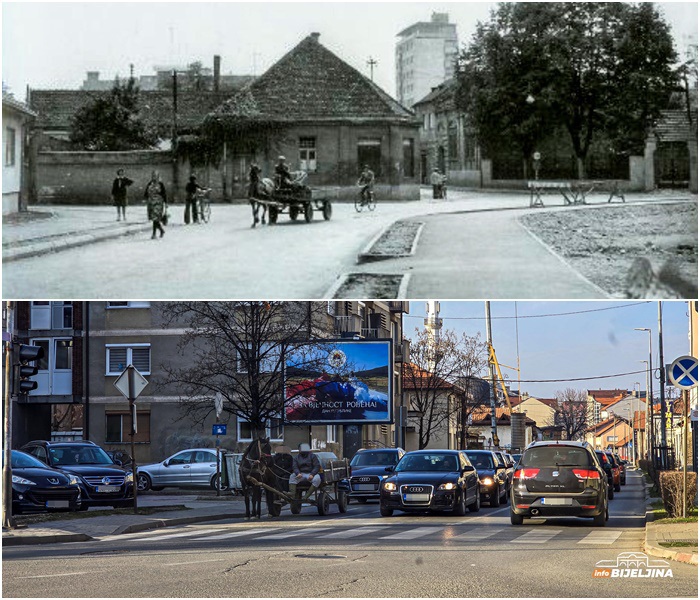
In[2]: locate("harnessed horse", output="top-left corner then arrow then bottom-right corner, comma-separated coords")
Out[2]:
239,437 -> 274,519
249,178 -> 275,228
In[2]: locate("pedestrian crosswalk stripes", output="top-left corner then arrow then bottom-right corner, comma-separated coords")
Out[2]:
203,528 -> 279,541
451,528 -> 503,541
317,526 -> 390,539
577,530 -> 623,545
140,528 -> 229,542
511,529 -> 563,544
254,527 -> 327,540
380,526 -> 444,540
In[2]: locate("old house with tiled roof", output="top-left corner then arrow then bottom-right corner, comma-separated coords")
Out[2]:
468,405 -> 537,451
3,93 -> 36,213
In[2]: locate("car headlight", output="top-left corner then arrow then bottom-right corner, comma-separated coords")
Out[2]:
383,482 -> 397,491
12,475 -> 36,486
124,471 -> 134,483
481,477 -> 494,486
438,482 -> 456,490
69,475 -> 80,486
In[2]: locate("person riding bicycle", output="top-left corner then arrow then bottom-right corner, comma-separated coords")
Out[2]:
357,164 -> 375,204
184,175 -> 206,224
289,443 -> 321,502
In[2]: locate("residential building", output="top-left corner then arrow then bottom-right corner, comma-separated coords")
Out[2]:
587,389 -> 629,425
509,395 -> 558,430
467,406 -> 537,451
395,12 -> 458,109
586,417 -> 635,460
2,93 -> 36,214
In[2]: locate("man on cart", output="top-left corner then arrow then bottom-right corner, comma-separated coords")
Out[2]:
274,156 -> 295,190
289,443 -> 321,502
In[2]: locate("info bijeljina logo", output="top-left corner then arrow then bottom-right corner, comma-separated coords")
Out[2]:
592,552 -> 674,578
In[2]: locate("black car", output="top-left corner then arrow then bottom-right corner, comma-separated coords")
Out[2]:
595,451 -> 616,500
379,449 -> 480,516
465,450 -> 508,507
347,448 -> 405,503
20,440 -> 134,509
493,451 -> 514,492
9,450 -> 82,514
510,441 -> 608,527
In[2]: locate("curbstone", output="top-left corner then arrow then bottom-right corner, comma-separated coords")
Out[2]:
116,512 -> 246,535
2,532 -> 94,547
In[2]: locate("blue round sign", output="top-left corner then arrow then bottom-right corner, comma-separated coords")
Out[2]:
669,355 -> 698,390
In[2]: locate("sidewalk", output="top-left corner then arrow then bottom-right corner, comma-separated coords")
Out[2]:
2,494 -> 246,547
643,483 -> 699,566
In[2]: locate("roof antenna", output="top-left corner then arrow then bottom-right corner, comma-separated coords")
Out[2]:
367,57 -> 378,81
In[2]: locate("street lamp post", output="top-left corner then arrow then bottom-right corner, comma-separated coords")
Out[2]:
635,328 -> 654,465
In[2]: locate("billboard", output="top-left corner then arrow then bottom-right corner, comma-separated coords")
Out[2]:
285,340 -> 392,424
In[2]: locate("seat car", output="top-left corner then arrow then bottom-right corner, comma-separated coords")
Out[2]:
379,449 -> 480,516
493,451 -> 514,492
9,450 -> 82,514
604,452 -> 622,492
20,440 -> 134,509
347,448 -> 405,503
594,451 -> 616,500
137,448 -> 229,492
510,441 -> 608,527
465,449 -> 508,507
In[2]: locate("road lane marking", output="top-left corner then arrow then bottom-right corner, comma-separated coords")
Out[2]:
15,572 -> 97,579
380,526 -> 444,540
202,528 -> 279,540
511,529 -> 562,544
255,527 -> 326,539
578,530 -> 623,545
451,527 -> 505,541
136,528 -> 228,542
316,526 -> 390,539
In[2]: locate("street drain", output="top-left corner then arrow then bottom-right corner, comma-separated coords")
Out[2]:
294,553 -> 347,560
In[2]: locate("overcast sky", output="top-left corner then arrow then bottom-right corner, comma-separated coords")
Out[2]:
3,1 -> 697,102
405,301 -> 694,401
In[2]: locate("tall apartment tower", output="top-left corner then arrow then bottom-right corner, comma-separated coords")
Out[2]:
395,12 -> 458,109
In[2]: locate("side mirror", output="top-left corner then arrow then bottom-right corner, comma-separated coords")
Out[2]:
163,460 -> 169,467
114,459 -> 123,466
462,465 -> 475,473
385,466 -> 394,473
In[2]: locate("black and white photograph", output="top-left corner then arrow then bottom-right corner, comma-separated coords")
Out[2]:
2,1 -> 697,299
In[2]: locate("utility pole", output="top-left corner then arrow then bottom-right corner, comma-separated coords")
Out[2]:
367,57 -> 378,81
2,302 -> 15,530
657,302 -> 668,468
171,70 -> 180,201
485,302 -> 499,449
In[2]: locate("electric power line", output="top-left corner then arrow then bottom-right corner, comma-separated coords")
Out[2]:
502,368 -> 650,383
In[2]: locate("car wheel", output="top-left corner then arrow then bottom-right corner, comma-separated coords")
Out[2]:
614,482 -> 621,492
380,504 -> 393,517
467,490 -> 480,513
211,474 -> 228,492
510,508 -> 524,525
452,492 -> 467,516
137,473 -> 152,492
608,486 -> 614,500
593,509 -> 606,527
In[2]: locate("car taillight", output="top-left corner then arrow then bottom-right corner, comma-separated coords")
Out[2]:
514,468 -> 540,479
572,469 -> 600,480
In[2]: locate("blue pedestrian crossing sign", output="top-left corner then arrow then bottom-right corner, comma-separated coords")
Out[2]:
669,355 -> 698,390
212,424 -> 227,435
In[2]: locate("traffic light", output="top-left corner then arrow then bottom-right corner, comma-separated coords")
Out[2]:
17,344 -> 44,394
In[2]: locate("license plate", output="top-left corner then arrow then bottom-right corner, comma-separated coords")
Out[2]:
403,493 -> 430,502
95,486 -> 120,493
46,500 -> 69,508
541,497 -> 572,505
355,484 -> 375,491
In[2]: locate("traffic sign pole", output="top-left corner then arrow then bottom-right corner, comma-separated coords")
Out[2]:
128,367 -> 138,513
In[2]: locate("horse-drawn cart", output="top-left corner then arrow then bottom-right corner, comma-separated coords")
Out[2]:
259,187 -> 336,224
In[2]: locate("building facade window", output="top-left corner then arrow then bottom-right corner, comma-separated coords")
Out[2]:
237,344 -> 280,373
402,138 -> 415,177
30,301 -> 72,329
5,126 -> 16,167
237,415 -> 284,442
357,138 -> 381,176
107,301 -> 151,309
237,417 -> 253,442
299,137 -> 317,172
105,411 -> 151,443
327,425 -> 336,443
106,344 -> 151,375
28,337 -> 72,396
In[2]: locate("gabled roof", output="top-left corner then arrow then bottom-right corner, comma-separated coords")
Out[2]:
655,109 -> 695,143
215,34 -> 415,123
402,363 -> 454,391
413,78 -> 457,109
587,389 -> 629,406
2,93 -> 36,118
470,405 -> 536,426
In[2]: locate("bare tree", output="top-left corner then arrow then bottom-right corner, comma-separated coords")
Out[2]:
552,388 -> 591,440
159,302 -> 328,438
454,333 -> 489,449
404,329 -> 487,449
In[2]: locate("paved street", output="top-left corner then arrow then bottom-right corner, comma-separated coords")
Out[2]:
3,470 -> 697,598
3,189 -> 687,299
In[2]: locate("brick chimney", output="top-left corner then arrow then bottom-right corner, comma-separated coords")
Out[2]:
310,32 -> 320,42
213,55 -> 221,93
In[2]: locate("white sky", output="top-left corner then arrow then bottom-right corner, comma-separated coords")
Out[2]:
2,1 -> 698,102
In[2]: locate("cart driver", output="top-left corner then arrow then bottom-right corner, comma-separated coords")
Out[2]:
274,155 -> 294,190
289,443 -> 321,502
357,164 -> 375,203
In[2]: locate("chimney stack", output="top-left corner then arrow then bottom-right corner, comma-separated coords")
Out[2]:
213,55 -> 221,93
310,32 -> 320,42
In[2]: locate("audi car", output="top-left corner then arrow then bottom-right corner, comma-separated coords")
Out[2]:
510,441 -> 608,527
347,448 -> 405,503
379,449 -> 480,516
9,450 -> 82,514
465,449 -> 508,507
21,440 -> 134,509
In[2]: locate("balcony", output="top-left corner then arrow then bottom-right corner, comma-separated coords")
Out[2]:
334,315 -> 363,337
361,327 -> 390,340
387,301 -> 409,313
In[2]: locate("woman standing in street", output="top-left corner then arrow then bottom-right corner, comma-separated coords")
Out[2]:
144,170 -> 167,239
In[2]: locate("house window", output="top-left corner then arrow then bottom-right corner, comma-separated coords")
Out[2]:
54,339 -> 73,370
107,302 -> 151,309
268,415 -> 284,442
237,344 -> 279,373
448,122 -> 459,169
30,301 -> 72,329
299,137 -> 317,172
606,435 -> 618,443
106,344 -> 151,375
327,425 -> 336,444
5,126 -> 16,167
105,411 -> 150,443
403,138 -> 415,177
237,417 -> 253,442
357,138 -> 381,176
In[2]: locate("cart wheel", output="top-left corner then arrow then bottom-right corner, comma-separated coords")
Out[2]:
317,492 -> 330,516
289,206 -> 299,220
337,491 -> 348,513
269,206 -> 278,224
304,202 -> 313,223
322,201 -> 332,221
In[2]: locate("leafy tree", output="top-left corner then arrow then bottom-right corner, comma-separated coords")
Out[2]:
552,388 -> 591,440
159,302 -> 328,439
70,77 -> 159,150
456,2 -> 678,178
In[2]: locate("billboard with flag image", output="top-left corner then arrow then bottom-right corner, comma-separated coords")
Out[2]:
285,340 -> 392,424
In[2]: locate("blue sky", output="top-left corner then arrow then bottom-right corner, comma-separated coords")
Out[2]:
404,301 -> 694,399
3,2 -> 697,102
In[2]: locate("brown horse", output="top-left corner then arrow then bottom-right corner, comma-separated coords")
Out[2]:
239,437 -> 273,519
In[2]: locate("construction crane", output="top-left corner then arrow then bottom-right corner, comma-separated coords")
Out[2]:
487,343 -> 517,413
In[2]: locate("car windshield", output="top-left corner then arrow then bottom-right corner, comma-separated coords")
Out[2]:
11,451 -> 49,469
395,453 -> 458,472
520,447 -> 592,468
466,453 -> 494,469
49,445 -> 114,466
351,452 -> 399,467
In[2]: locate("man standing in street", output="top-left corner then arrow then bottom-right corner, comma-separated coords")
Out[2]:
111,168 -> 134,221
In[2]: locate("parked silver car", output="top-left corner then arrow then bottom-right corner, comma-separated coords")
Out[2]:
136,448 -> 228,492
